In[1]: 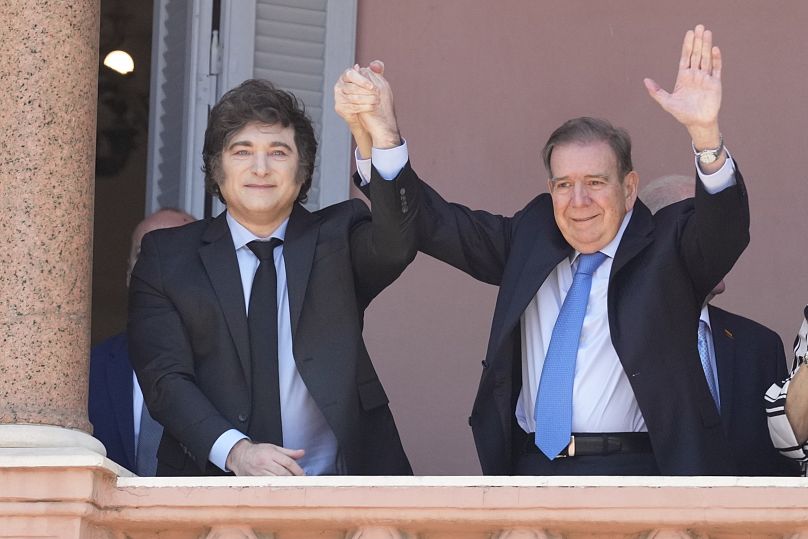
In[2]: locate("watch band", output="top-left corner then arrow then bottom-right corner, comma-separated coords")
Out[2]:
692,134 -> 724,165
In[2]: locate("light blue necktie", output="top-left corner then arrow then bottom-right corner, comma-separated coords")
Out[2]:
698,320 -> 720,410
534,251 -> 608,459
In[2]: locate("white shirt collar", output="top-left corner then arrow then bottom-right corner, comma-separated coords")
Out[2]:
226,212 -> 288,250
700,304 -> 711,328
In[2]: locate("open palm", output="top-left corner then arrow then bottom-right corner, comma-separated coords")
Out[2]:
644,25 -> 722,130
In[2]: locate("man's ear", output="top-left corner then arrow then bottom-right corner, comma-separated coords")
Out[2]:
624,171 -> 639,211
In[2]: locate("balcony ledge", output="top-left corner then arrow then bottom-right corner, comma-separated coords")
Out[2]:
2,448 -> 808,538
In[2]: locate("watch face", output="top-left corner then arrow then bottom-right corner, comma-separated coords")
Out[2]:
699,151 -> 718,165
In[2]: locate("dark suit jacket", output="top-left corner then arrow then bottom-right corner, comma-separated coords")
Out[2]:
708,305 -> 800,476
407,166 -> 750,475
88,332 -> 136,471
128,166 -> 418,476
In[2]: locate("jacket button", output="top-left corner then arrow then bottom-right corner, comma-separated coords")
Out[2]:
399,188 -> 406,195
481,360 -> 489,369
238,413 -> 248,423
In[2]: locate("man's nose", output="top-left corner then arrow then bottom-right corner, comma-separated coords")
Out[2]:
252,152 -> 269,176
570,182 -> 590,206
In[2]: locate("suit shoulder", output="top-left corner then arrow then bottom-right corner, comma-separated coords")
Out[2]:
709,305 -> 781,342
144,219 -> 208,245
505,192 -> 552,222
313,197 -> 370,222
90,332 -> 128,362
89,332 -> 132,384
523,192 -> 552,212
650,198 -> 695,226
139,219 -> 213,264
509,192 -> 556,231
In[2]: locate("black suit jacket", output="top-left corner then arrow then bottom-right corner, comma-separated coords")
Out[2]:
128,166 -> 419,476
708,305 -> 800,476
88,332 -> 136,471
408,166 -> 750,475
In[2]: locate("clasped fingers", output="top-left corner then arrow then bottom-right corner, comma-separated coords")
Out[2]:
227,439 -> 306,476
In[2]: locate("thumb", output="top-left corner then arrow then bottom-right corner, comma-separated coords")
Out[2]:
643,78 -> 669,107
369,59 -> 385,75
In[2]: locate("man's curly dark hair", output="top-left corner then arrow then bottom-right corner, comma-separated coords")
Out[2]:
202,79 -> 317,204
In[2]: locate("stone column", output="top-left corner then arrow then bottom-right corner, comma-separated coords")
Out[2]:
0,0 -> 103,453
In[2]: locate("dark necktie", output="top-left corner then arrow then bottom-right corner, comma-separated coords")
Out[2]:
246,238 -> 284,445
534,251 -> 608,459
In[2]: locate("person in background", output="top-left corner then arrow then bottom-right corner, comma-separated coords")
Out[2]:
765,306 -> 808,474
89,208 -> 195,475
641,175 -> 798,476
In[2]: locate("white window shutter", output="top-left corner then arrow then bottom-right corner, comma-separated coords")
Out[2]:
147,0 -> 217,219
318,0 -> 358,208
253,0 -> 328,208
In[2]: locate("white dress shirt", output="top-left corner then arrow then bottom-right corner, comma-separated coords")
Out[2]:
357,142 -> 736,434
208,214 -> 341,475
516,212 -> 648,433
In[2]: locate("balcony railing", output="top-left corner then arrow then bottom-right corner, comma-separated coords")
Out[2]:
2,448 -> 808,538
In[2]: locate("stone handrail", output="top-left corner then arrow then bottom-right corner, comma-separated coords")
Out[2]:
2,448 -> 808,538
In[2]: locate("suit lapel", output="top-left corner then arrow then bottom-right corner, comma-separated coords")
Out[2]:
107,333 -> 135,469
199,213 -> 251,382
605,203 -> 654,349
611,201 -> 654,278
283,204 -> 321,338
491,205 -> 570,355
491,201 -> 653,362
709,305 -> 735,426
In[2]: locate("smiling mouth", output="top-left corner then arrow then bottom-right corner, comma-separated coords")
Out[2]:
571,215 -> 598,223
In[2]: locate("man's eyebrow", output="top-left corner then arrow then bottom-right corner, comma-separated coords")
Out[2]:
268,141 -> 294,152
226,140 -> 295,152
550,173 -> 610,182
227,139 -> 253,150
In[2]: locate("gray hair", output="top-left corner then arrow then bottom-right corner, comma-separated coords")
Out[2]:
639,174 -> 694,214
541,117 -> 633,179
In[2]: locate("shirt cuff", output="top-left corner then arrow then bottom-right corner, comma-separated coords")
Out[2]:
209,429 -> 249,472
355,139 -> 409,184
696,149 -> 736,194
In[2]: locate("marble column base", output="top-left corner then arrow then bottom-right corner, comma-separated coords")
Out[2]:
0,424 -> 105,455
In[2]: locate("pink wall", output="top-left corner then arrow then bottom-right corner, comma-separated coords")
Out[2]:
355,1 -> 808,474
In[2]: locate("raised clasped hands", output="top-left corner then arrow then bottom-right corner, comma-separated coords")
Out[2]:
644,24 -> 723,151
334,60 -> 400,157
